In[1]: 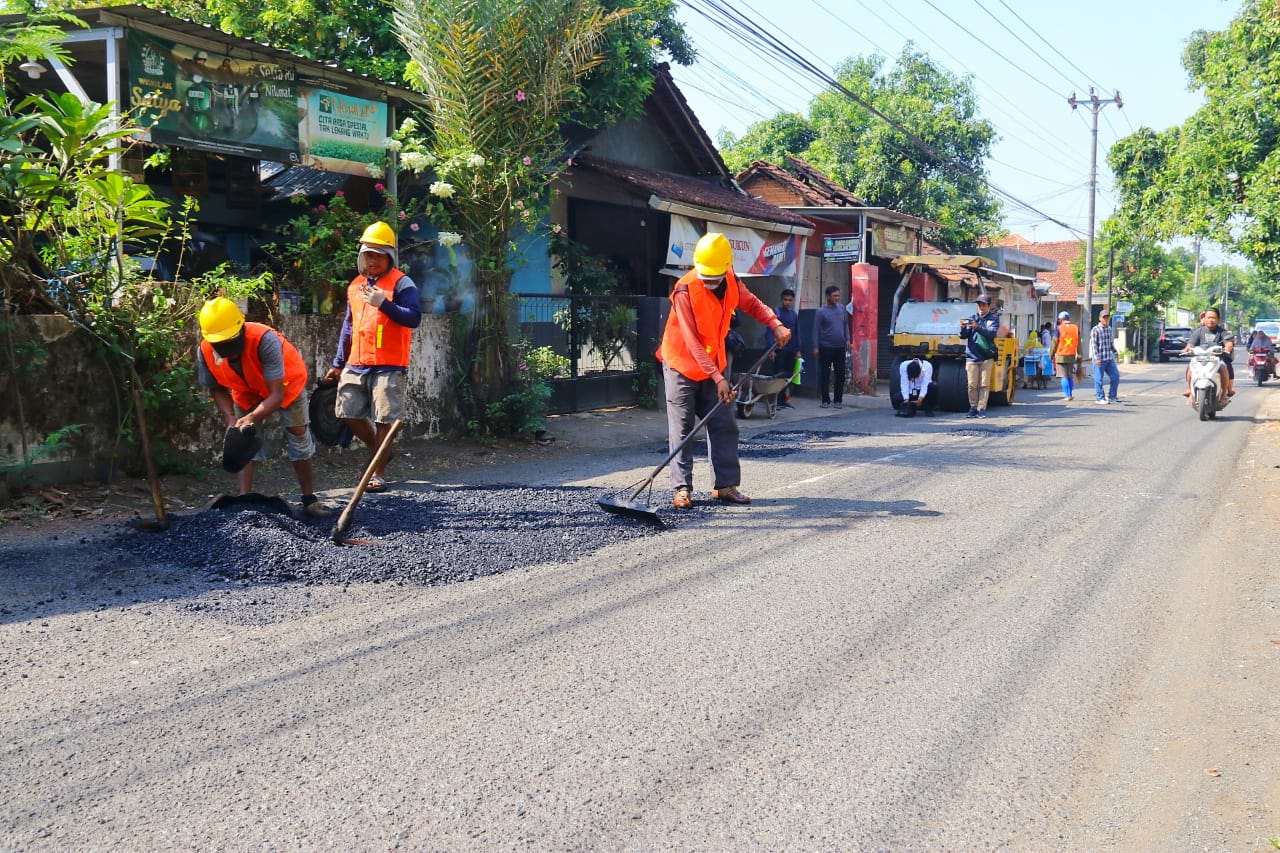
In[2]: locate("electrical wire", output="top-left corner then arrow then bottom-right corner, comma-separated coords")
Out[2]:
681,0 -> 1087,236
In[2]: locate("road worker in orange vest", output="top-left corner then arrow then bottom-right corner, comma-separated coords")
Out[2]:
323,221 -> 422,492
197,297 -> 333,517
1051,310 -> 1081,401
658,232 -> 792,509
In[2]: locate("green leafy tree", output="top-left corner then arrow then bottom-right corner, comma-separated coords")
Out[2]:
719,112 -> 817,173
720,47 -> 1002,252
1110,1 -> 1280,280
390,0 -> 629,417
19,0 -> 693,106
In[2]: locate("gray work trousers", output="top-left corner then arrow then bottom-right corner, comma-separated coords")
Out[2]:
664,365 -> 740,491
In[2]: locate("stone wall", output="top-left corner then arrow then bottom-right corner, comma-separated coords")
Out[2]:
1,313 -> 459,491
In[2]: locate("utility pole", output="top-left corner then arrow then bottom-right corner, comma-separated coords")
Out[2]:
1069,88 -> 1122,351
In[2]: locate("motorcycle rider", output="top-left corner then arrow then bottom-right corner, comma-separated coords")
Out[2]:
1180,307 -> 1235,402
1247,326 -> 1276,379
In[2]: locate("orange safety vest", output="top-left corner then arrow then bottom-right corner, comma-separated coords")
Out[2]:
347,269 -> 411,368
658,269 -> 741,380
1056,322 -> 1080,358
201,323 -> 308,411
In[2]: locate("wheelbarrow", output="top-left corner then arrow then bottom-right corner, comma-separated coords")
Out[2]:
733,371 -> 792,419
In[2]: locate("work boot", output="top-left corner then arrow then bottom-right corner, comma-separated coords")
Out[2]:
672,487 -> 693,509
302,495 -> 333,518
711,486 -> 751,505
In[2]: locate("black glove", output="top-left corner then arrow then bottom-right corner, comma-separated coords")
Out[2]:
221,424 -> 262,473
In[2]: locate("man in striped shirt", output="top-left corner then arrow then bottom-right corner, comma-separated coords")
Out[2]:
1090,309 -> 1120,404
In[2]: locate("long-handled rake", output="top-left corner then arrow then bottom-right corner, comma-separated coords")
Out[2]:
598,344 -> 778,525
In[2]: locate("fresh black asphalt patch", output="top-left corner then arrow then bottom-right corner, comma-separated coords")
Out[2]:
113,486 -> 719,587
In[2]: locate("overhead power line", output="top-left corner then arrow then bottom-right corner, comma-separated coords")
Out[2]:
680,0 -> 1086,236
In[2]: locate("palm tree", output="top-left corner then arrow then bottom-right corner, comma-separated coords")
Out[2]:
392,0 -> 625,406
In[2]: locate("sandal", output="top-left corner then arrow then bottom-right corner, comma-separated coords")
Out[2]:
365,475 -> 387,493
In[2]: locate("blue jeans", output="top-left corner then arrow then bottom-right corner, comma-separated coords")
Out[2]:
1094,358 -> 1120,400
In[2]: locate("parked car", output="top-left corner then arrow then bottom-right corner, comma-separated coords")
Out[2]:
1158,326 -> 1193,361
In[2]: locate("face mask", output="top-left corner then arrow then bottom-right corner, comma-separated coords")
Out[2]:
212,334 -> 246,360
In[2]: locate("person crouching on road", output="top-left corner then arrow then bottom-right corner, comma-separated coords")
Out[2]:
659,232 -> 792,509
196,297 -> 333,517
323,221 -> 422,493
895,357 -> 937,417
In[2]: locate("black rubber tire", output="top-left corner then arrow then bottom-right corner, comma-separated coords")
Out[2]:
1195,387 -> 1210,421
736,402 -> 754,419
936,359 -> 969,412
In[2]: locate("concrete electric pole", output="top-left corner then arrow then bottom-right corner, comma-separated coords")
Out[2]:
1069,88 -> 1123,347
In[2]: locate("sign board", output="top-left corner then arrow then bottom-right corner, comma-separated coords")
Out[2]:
822,233 -> 861,263
667,216 -> 801,277
870,223 -> 913,258
1116,300 -> 1134,313
298,88 -> 388,176
129,30 -> 300,163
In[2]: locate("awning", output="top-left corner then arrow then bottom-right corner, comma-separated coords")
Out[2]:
890,254 -> 995,271
649,196 -> 813,236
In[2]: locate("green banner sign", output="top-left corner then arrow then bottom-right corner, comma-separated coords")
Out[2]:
128,30 -> 300,163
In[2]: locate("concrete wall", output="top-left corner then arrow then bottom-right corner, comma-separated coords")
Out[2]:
1,313 -> 459,491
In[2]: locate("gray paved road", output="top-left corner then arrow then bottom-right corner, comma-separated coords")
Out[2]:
2,362 -> 1278,850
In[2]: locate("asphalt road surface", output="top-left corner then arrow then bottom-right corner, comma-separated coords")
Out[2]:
2,362 -> 1278,850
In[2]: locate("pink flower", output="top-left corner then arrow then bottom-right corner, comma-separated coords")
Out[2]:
522,156 -> 531,166
410,223 -> 420,232
566,158 -> 574,167
552,224 -> 562,234
521,209 -> 531,218
335,190 -> 345,197
374,182 -> 385,192
398,211 -> 407,220
515,199 -> 524,209
515,90 -> 526,102
317,205 -> 327,212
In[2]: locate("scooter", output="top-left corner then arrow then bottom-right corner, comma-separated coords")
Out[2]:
1189,345 -> 1228,421
1248,347 -> 1277,385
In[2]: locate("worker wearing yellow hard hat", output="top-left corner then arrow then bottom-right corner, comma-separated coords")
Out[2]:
196,297 -> 333,517
657,232 -> 793,509
323,220 -> 423,492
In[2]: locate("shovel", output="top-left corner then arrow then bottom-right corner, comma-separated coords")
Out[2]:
331,418 -> 403,545
599,344 -> 777,524
131,387 -> 170,532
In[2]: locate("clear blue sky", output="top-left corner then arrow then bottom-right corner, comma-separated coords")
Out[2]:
669,0 -> 1241,246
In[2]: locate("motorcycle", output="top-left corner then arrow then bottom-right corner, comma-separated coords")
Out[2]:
1248,347 -> 1277,385
1189,345 -> 1228,421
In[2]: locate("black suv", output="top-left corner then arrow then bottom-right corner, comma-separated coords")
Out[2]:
1158,326 -> 1193,361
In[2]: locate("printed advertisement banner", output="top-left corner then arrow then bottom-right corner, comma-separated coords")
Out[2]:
128,30 -> 300,163
667,215 -> 800,278
299,88 -> 388,176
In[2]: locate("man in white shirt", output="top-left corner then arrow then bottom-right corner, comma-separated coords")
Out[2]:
895,357 -> 937,417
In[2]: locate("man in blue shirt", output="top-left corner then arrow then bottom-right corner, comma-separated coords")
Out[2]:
765,288 -> 800,408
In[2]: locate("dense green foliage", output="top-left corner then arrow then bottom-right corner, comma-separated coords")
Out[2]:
720,47 -> 1002,252
1110,1 -> 1280,280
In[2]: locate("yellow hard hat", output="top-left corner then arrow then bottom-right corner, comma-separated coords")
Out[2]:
198,297 -> 245,343
693,232 -> 732,277
359,220 -> 396,249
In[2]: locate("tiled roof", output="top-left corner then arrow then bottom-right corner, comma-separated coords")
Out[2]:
1015,239 -> 1085,301
572,154 -> 813,229
736,157 -> 864,207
